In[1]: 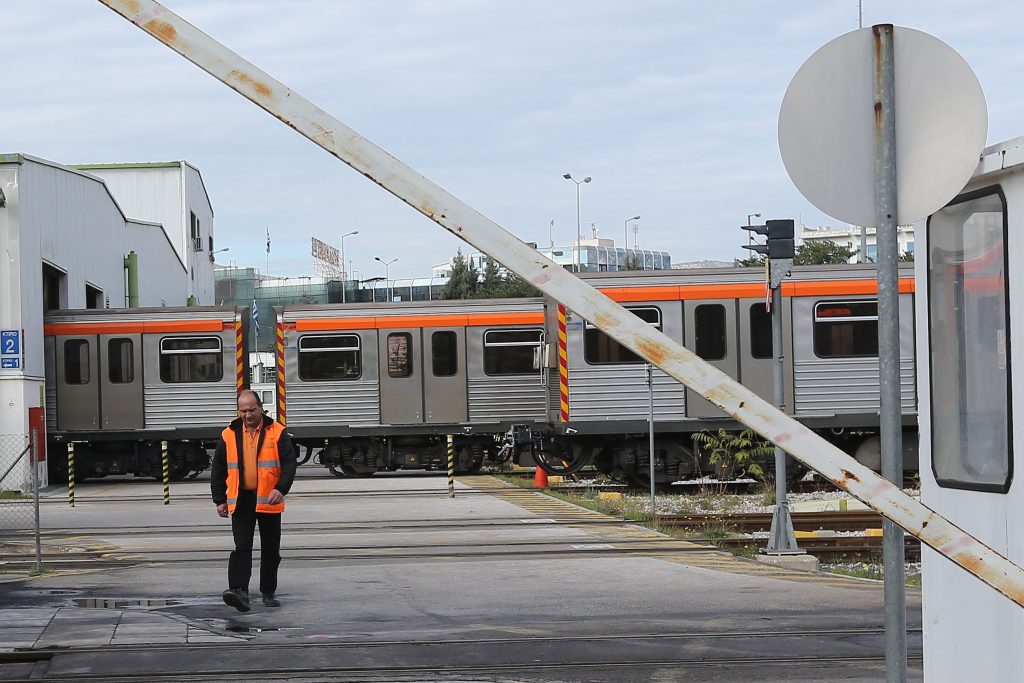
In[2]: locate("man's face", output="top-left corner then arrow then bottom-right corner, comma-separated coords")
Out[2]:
237,393 -> 263,429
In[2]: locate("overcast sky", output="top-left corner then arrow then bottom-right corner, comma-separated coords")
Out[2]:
6,1 -> 1024,279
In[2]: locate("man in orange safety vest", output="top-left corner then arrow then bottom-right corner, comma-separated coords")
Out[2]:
212,390 -> 298,612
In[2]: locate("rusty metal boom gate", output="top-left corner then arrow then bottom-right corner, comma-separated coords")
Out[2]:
99,0 -> 1024,607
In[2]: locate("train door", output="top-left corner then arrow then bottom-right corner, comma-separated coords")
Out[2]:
738,297 -> 785,405
683,299 -> 738,417
422,327 -> 468,423
378,329 -> 424,424
99,334 -> 144,429
55,335 -> 100,430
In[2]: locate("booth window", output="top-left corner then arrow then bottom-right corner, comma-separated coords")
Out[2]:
298,334 -> 361,381
484,329 -> 542,375
584,307 -> 661,364
160,337 -> 223,383
928,187 -> 1012,492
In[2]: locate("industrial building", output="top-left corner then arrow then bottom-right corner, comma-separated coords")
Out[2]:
0,154 -> 213,488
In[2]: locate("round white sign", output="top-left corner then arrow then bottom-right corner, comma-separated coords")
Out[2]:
778,26 -> 987,227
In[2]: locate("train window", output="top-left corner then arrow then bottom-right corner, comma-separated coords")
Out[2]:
64,340 -> 90,385
928,187 -> 1011,492
432,331 -> 458,377
694,304 -> 726,360
387,333 -> 413,378
813,301 -> 879,357
484,329 -> 542,375
298,335 -> 361,381
107,338 -> 134,384
584,307 -> 661,364
749,305 -> 773,359
159,337 -> 224,383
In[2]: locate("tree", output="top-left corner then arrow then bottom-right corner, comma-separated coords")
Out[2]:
475,258 -> 504,298
793,240 -> 858,265
622,252 -> 644,270
441,249 -> 478,299
899,250 -> 915,262
735,254 -> 765,268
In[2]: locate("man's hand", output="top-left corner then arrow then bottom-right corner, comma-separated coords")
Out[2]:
267,489 -> 284,505
216,503 -> 229,518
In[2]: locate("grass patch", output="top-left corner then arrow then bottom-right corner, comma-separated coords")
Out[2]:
0,490 -> 27,500
827,564 -> 921,587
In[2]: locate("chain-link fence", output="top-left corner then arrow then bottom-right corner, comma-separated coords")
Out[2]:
0,433 -> 42,573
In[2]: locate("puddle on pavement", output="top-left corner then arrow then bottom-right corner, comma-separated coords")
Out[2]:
73,597 -> 182,609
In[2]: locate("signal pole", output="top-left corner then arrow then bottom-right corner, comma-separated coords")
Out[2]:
741,220 -> 803,556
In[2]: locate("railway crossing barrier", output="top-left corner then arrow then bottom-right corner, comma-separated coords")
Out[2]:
98,0 -> 1024,608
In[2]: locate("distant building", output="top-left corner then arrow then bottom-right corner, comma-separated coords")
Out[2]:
433,239 -> 672,276
671,259 -> 736,270
800,224 -> 915,263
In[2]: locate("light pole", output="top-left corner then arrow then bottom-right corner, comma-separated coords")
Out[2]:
340,230 -> 358,303
209,247 -> 229,263
563,172 -> 591,272
374,256 -> 398,302
623,215 -> 640,270
746,213 -> 762,252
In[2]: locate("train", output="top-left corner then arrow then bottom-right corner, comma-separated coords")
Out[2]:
42,262 -> 918,485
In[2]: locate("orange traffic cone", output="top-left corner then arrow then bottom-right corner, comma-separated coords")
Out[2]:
534,466 -> 549,489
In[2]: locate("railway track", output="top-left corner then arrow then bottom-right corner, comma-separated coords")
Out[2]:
655,510 -> 883,534
712,535 -> 922,563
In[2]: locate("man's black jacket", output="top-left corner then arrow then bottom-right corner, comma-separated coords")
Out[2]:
211,414 -> 298,506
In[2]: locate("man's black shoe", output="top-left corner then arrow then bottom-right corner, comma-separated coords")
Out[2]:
261,594 -> 281,608
222,588 -> 251,612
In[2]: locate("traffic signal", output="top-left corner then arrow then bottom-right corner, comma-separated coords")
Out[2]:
741,219 -> 795,260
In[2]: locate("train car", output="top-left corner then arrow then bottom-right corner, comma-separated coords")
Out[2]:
43,306 -> 248,481
917,137 -> 1024,680
534,263 -> 918,485
276,298 -> 548,476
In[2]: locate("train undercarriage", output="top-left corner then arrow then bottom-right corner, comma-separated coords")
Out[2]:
301,434 -> 496,478
47,438 -> 212,483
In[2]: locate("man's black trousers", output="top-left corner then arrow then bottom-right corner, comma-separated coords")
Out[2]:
228,488 -> 282,596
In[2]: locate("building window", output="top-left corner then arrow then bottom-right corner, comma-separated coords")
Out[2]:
813,301 -> 879,358
159,337 -> 223,383
432,331 -> 458,377
928,187 -> 1011,491
584,308 -> 661,364
387,333 -> 413,378
749,304 -> 773,359
107,338 -> 134,384
694,304 -> 726,360
298,335 -> 361,381
64,340 -> 90,385
261,390 -> 274,406
484,329 -> 542,375
191,212 -> 202,251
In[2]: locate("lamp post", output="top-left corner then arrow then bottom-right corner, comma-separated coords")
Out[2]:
209,247 -> 229,263
623,215 -> 640,270
563,172 -> 591,272
374,256 -> 398,302
340,230 -> 358,303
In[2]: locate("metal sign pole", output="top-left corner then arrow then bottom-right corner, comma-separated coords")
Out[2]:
647,363 -> 656,517
99,0 -> 1024,606
31,429 -> 42,575
873,25 -> 908,683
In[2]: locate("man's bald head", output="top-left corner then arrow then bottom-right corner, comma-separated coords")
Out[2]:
237,390 -> 264,429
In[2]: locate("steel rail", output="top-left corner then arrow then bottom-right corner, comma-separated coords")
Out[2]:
97,0 -> 1024,607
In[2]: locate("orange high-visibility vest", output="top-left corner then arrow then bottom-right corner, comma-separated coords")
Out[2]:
223,421 -> 286,514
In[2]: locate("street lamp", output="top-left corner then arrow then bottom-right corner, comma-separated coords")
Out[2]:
563,172 -> 592,272
374,256 -> 398,302
340,230 -> 358,303
209,247 -> 229,263
746,213 -> 762,250
623,215 -> 640,269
